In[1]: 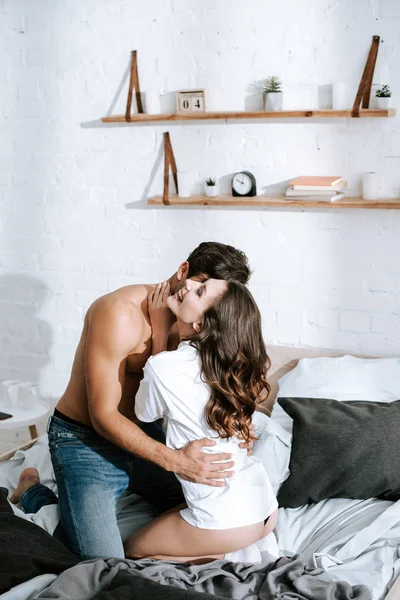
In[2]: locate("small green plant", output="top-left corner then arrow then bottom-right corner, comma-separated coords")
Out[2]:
376,84 -> 391,98
205,177 -> 216,186
262,76 -> 282,93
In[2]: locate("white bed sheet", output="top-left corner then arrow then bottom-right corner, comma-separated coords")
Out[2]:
1,435 -> 399,600
276,497 -> 400,600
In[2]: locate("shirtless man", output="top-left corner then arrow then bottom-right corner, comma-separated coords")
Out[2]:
45,242 -> 251,560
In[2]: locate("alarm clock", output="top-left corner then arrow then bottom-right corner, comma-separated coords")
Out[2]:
231,171 -> 257,197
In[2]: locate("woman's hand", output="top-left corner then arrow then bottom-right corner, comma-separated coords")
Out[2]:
148,282 -> 175,354
174,439 -> 235,487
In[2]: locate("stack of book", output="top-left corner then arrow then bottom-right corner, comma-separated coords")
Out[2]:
285,176 -> 347,201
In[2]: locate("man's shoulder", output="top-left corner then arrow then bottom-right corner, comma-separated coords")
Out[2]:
96,284 -> 151,306
86,286 -> 153,352
89,285 -> 151,318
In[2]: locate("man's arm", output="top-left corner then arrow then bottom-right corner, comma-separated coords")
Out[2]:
85,300 -> 234,485
85,301 -> 175,469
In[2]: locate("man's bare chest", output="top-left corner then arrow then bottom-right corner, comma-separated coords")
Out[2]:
125,346 -> 151,375
125,322 -> 179,376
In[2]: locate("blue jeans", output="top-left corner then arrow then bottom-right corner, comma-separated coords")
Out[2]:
43,414 -> 184,560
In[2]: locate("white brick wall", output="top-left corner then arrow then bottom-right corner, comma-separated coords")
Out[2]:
1,0 -> 400,451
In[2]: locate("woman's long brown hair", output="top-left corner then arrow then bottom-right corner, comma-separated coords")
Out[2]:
190,281 -> 270,443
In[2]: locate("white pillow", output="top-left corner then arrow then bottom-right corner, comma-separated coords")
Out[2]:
271,355 -> 400,434
252,411 -> 291,493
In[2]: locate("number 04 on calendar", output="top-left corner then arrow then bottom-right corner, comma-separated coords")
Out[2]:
176,89 -> 206,113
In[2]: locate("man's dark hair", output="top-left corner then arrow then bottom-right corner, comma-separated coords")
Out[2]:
186,242 -> 251,284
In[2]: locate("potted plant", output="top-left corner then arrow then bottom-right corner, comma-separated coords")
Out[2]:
376,84 -> 392,109
204,177 -> 218,197
262,76 -> 283,111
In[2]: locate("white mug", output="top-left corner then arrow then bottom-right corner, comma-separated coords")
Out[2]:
2,380 -> 22,408
19,382 -> 41,409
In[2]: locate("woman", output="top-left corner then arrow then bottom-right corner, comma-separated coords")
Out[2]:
124,278 -> 278,562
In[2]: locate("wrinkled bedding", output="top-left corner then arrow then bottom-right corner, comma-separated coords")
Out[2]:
35,555 -> 371,600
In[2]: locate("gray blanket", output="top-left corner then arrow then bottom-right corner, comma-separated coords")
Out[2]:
36,554 -> 371,600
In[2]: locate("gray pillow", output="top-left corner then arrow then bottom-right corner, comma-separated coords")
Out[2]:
277,397 -> 400,508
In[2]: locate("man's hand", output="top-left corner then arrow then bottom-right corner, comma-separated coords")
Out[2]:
148,282 -> 175,354
238,422 -> 255,456
174,439 -> 235,487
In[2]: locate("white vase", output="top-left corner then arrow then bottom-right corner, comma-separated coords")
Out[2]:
362,172 -> 379,200
144,90 -> 161,115
204,185 -> 218,197
376,97 -> 391,109
264,92 -> 283,111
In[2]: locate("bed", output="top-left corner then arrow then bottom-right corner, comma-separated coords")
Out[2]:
1,345 -> 399,600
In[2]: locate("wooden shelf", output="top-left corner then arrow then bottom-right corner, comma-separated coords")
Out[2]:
102,109 -> 396,123
147,194 -> 400,210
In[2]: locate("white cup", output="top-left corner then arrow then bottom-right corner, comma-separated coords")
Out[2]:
362,172 -> 379,200
2,380 -> 22,408
19,382 -> 41,409
144,90 -> 161,115
177,171 -> 194,198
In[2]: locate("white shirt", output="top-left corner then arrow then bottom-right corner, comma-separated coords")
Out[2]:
135,341 -> 278,530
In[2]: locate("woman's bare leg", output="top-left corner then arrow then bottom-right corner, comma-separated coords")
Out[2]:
146,510 -> 278,564
134,504 -> 224,562
124,510 -> 264,562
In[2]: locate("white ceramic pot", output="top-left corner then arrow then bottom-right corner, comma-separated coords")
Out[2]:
264,92 -> 283,111
204,185 -> 218,197
376,97 -> 391,109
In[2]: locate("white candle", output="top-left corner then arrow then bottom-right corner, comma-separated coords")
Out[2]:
362,172 -> 379,200
177,171 -> 193,198
144,90 -> 161,115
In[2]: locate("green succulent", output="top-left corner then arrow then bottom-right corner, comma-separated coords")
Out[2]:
262,76 -> 282,93
376,84 -> 391,98
205,177 -> 216,186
